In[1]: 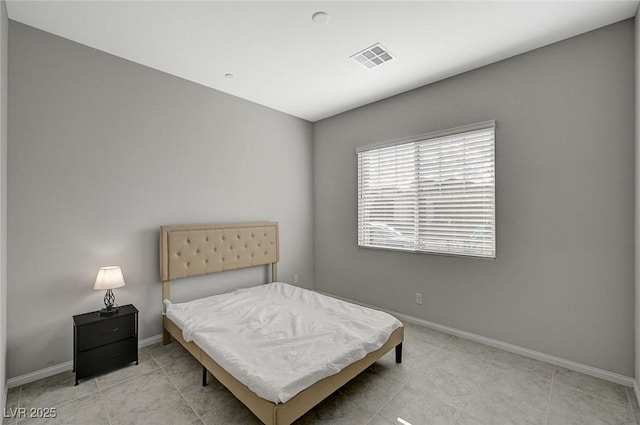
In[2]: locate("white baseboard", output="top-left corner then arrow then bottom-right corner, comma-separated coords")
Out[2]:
317,290 -> 635,388
398,312 -> 634,387
6,334 -> 163,389
139,334 -> 163,348
7,361 -> 73,389
5,302 -> 636,390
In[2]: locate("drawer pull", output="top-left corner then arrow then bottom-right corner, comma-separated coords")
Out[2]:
108,327 -> 119,333
103,353 -> 119,361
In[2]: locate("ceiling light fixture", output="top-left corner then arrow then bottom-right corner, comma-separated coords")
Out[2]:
224,73 -> 234,79
351,43 -> 394,69
312,11 -> 329,24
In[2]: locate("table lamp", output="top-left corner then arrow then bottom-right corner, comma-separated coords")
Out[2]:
93,266 -> 126,316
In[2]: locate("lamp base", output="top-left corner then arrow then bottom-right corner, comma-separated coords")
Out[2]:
99,289 -> 119,316
98,306 -> 119,317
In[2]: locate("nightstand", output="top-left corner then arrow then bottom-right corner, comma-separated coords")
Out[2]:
73,304 -> 138,385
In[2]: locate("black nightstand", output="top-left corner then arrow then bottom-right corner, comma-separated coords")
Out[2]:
73,304 -> 138,385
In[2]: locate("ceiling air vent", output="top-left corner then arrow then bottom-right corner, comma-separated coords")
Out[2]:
351,43 -> 393,69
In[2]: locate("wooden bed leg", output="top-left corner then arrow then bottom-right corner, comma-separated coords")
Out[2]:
202,366 -> 208,387
395,342 -> 403,364
163,328 -> 171,345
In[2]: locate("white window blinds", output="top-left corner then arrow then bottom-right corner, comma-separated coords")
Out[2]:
357,121 -> 495,258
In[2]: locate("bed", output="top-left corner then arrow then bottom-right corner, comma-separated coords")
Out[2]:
159,222 -> 404,425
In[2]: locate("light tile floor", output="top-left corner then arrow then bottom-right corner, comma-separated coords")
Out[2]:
4,322 -> 639,425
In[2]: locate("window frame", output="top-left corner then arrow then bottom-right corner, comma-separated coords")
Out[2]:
356,120 -> 496,259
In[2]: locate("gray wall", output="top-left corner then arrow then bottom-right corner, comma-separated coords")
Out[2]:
635,10 -> 640,391
314,21 -> 635,376
0,0 -> 7,412
7,22 -> 314,378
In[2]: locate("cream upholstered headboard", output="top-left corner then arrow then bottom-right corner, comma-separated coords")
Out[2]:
159,222 -> 279,301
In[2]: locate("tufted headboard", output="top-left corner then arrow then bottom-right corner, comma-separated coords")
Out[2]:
159,222 -> 279,301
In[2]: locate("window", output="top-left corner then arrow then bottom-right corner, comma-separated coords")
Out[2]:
357,121 -> 495,258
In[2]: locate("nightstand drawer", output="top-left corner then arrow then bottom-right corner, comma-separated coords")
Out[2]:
76,337 -> 137,378
77,314 -> 135,351
73,304 -> 138,385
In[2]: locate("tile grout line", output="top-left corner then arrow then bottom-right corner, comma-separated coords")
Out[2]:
144,343 -> 200,417
365,383 -> 406,424
106,347 -> 186,424
95,378 -> 113,425
401,333 -> 499,422
14,386 -> 22,425
157,353 -> 206,424
95,348 -> 156,392
454,348 -> 499,424
634,387 -> 639,425
361,331 -> 451,424
625,387 -> 634,425
543,366 -> 555,425
626,386 -> 638,425
412,334 -> 451,370
552,367 -> 632,410
16,374 -> 103,424
345,340 -> 421,424
97,347 -> 160,425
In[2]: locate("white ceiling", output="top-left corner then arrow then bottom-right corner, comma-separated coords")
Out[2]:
6,1 -> 639,122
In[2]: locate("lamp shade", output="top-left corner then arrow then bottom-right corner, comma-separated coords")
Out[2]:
93,266 -> 126,291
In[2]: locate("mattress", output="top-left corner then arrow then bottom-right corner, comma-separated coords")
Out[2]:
165,282 -> 402,403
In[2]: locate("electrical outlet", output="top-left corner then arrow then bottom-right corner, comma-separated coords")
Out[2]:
294,274 -> 299,284
415,293 -> 423,305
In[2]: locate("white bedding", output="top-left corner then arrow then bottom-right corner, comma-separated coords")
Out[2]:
165,282 -> 402,403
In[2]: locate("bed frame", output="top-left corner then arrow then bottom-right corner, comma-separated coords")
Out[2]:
159,222 -> 404,425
